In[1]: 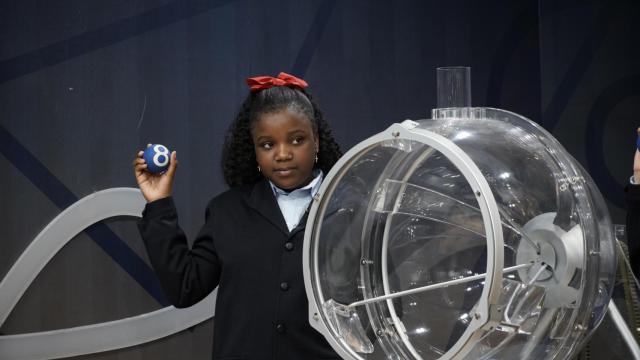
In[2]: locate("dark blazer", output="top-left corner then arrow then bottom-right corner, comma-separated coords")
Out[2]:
137,179 -> 339,360
626,184 -> 640,276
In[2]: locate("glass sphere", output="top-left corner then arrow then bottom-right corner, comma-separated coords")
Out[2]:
303,107 -> 616,360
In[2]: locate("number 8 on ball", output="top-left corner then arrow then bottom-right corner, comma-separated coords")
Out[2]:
143,144 -> 171,173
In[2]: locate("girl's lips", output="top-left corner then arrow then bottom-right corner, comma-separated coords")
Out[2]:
274,168 -> 296,176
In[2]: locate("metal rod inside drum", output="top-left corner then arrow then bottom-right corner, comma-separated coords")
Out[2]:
348,263 -> 534,308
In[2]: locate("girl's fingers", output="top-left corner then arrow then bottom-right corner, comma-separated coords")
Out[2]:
166,151 -> 178,178
134,167 -> 147,176
133,150 -> 145,166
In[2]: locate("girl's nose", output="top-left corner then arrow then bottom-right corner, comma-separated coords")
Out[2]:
275,144 -> 293,161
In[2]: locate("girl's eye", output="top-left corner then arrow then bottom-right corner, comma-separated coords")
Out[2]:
261,142 -> 273,150
292,137 -> 304,145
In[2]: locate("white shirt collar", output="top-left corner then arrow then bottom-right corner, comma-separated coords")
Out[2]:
269,169 -> 323,197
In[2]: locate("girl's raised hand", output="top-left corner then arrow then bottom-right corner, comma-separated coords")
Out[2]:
132,145 -> 178,202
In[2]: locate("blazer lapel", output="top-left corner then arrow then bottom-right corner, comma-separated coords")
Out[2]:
246,179 -> 289,236
290,207 -> 310,238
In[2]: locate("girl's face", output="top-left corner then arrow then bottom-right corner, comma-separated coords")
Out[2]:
252,109 -> 318,190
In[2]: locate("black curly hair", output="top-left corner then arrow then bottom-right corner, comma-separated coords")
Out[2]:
222,85 -> 342,187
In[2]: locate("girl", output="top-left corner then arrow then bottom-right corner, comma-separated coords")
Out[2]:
132,72 -> 343,360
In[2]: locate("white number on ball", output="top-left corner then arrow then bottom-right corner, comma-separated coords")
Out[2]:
152,145 -> 169,167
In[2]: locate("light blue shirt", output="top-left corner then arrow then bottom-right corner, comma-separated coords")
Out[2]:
269,170 -> 323,232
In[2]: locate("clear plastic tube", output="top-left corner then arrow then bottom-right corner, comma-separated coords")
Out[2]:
436,66 -> 471,108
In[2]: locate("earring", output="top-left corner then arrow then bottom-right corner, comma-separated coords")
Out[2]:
257,165 -> 261,172
315,154 -> 318,164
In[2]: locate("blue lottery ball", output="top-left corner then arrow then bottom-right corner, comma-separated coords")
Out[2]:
143,144 -> 171,173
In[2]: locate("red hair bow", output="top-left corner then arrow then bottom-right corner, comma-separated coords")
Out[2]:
246,72 -> 308,92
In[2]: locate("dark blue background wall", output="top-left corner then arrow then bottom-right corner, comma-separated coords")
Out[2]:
1,0 -> 639,359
